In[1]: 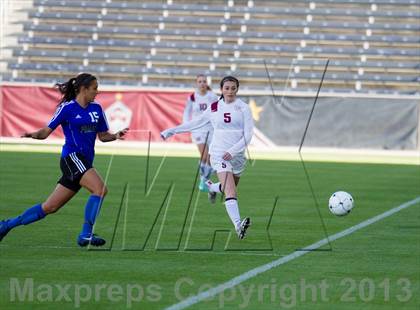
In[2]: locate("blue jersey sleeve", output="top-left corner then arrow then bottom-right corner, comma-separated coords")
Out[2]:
47,103 -> 68,130
97,106 -> 109,133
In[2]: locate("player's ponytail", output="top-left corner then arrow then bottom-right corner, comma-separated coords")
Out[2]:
219,75 -> 239,101
56,73 -> 97,104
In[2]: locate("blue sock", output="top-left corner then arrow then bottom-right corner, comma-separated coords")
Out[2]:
81,195 -> 102,236
204,164 -> 213,179
199,161 -> 206,178
7,204 -> 46,229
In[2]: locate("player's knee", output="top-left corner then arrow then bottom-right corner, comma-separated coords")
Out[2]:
42,202 -> 61,214
92,184 -> 108,197
224,188 -> 237,198
102,185 -> 108,197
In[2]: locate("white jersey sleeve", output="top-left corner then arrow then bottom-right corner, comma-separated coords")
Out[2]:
226,103 -> 254,155
183,99 -> 193,123
173,108 -> 211,134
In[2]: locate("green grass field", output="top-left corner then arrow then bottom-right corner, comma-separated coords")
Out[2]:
0,151 -> 419,309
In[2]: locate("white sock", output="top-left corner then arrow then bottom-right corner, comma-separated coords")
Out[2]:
224,198 -> 241,229
206,181 -> 222,193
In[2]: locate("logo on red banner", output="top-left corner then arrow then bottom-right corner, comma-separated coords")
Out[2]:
105,93 -> 132,133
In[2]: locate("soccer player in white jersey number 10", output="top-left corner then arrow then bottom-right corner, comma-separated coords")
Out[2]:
183,74 -> 218,192
161,76 -> 253,239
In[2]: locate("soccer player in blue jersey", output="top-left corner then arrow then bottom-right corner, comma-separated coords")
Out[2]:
0,73 -> 128,247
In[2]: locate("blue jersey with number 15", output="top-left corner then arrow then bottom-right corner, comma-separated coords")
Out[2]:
47,100 -> 109,165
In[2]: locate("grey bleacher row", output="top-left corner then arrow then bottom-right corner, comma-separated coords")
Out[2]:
44,0 -> 417,5
21,23 -> 419,45
32,0 -> 420,19
17,36 -> 419,57
12,48 -> 418,70
6,0 -> 419,94
8,62 -> 417,83
1,73 -> 403,95
28,11 -> 420,31
256,0 -> 417,3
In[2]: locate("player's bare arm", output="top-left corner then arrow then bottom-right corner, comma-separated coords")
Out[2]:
98,128 -> 129,142
21,127 -> 53,139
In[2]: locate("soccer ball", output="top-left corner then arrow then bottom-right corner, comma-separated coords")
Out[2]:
328,191 -> 354,216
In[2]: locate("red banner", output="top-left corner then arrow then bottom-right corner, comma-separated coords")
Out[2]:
0,85 -> 192,142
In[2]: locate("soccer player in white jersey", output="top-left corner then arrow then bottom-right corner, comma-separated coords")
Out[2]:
183,74 -> 218,192
161,76 -> 253,239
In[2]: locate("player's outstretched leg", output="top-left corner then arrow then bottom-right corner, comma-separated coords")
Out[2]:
0,203 -> 46,242
77,195 -> 106,247
224,197 -> 251,239
0,221 -> 11,242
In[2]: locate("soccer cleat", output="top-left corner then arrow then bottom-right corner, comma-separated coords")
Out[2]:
0,220 -> 11,242
236,217 -> 251,240
77,233 -> 106,247
198,179 -> 209,192
208,191 -> 217,204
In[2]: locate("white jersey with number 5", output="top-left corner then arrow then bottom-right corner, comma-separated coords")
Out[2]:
173,98 -> 254,157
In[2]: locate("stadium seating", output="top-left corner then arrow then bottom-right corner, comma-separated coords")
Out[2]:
4,0 -> 419,94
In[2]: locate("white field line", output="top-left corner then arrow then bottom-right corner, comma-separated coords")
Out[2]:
165,196 -> 420,310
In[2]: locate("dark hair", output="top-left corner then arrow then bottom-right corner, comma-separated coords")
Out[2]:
56,73 -> 97,104
219,76 -> 239,100
220,75 -> 239,89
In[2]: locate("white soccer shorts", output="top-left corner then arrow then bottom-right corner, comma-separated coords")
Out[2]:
210,153 -> 247,176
